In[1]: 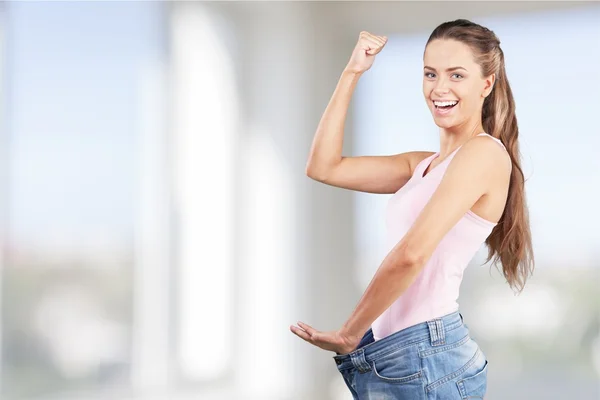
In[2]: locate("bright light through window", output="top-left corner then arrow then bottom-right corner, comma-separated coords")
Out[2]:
171,5 -> 237,380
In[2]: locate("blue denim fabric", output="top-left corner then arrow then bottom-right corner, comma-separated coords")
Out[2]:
333,311 -> 488,399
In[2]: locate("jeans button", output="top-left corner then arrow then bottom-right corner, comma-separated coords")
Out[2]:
335,359 -> 342,365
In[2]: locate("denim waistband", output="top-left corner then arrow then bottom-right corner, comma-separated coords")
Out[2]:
333,310 -> 464,371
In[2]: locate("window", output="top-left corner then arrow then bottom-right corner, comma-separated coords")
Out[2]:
1,2 -> 164,397
170,4 -> 237,381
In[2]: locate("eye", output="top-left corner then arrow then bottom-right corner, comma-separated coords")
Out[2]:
424,72 -> 435,79
452,73 -> 464,79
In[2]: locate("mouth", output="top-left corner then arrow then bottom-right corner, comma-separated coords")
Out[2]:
433,100 -> 459,110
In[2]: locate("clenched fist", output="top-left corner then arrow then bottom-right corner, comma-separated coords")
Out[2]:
344,31 -> 388,74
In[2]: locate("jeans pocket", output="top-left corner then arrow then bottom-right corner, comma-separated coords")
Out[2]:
456,359 -> 488,399
370,345 -> 423,384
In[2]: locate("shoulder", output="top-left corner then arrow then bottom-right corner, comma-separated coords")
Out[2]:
452,134 -> 512,178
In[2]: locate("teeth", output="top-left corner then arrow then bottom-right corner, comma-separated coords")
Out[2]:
434,100 -> 458,107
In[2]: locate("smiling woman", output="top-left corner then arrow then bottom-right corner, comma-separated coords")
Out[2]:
297,18 -> 534,400
423,40 -> 495,125
425,68 -> 463,115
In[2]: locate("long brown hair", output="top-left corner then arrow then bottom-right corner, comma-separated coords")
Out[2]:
426,19 -> 534,293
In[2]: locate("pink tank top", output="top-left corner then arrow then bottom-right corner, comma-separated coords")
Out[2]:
371,132 -> 507,341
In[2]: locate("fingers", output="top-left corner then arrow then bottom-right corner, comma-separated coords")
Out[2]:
297,321 -> 316,336
290,325 -> 312,342
359,31 -> 388,55
291,325 -> 345,353
360,31 -> 387,46
291,322 -> 321,343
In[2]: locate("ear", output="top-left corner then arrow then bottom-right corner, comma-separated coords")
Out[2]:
482,73 -> 496,98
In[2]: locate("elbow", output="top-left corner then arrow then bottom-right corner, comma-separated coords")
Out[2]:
305,164 -> 319,181
306,157 -> 342,182
305,163 -> 328,182
305,163 -> 316,178
394,245 -> 427,270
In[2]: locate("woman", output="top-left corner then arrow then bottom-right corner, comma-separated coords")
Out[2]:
290,19 -> 534,399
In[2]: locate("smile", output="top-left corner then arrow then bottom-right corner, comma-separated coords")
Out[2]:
433,100 -> 459,109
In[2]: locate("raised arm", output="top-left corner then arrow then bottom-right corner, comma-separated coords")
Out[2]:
306,32 -> 432,194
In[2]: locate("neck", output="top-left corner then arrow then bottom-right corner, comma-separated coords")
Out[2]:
438,121 -> 485,158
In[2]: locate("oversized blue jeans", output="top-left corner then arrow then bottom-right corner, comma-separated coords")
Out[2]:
333,311 -> 489,399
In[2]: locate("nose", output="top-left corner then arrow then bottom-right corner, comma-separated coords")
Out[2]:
433,77 -> 450,96
434,87 -> 450,98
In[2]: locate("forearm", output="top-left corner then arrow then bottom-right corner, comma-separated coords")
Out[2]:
305,70 -> 362,179
341,256 -> 423,339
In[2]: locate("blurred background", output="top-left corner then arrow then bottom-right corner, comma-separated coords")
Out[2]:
0,1 -> 598,399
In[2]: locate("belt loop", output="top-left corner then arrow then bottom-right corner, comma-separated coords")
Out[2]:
350,349 -> 371,373
427,318 -> 446,346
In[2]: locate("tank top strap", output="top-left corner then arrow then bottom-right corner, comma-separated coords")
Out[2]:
419,133 -> 509,179
476,132 -> 507,152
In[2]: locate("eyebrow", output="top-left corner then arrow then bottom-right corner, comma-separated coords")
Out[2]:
424,66 -> 468,72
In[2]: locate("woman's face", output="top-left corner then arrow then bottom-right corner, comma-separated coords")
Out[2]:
422,39 -> 493,130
